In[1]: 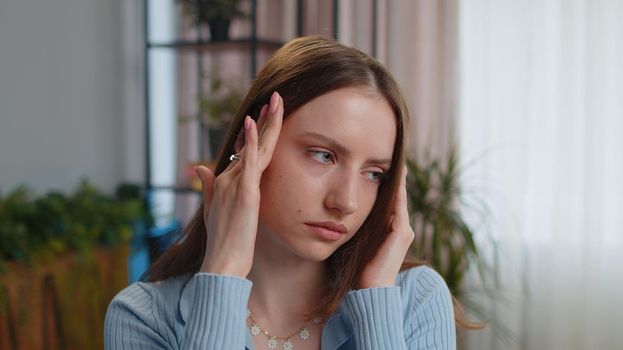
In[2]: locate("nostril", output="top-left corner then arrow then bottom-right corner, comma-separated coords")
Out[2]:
324,173 -> 359,214
326,196 -> 357,215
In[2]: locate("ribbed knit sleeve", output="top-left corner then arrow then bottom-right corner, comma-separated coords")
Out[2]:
342,266 -> 456,350
104,273 -> 252,350
104,283 -> 170,349
343,286 -> 407,349
402,267 -> 456,350
180,273 -> 252,349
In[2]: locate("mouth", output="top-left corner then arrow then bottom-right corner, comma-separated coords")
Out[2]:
304,222 -> 348,241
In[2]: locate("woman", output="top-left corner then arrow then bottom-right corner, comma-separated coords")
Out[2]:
105,36 -> 456,350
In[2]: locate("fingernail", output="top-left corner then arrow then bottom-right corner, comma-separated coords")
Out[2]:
194,166 -> 202,180
244,116 -> 251,130
269,91 -> 279,114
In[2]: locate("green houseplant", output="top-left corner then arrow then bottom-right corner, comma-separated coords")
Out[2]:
407,150 -> 518,346
178,77 -> 245,189
179,77 -> 245,161
406,149 -> 493,298
202,78 -> 244,158
177,0 -> 248,41
198,77 -> 244,128
0,181 -> 145,349
0,181 -> 142,266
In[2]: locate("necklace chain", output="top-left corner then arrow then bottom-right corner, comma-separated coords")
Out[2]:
246,309 -> 321,350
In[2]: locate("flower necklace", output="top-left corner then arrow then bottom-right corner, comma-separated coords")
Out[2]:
247,309 -> 321,350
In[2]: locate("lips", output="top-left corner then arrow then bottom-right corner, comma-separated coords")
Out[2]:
304,222 -> 348,241
305,221 -> 347,233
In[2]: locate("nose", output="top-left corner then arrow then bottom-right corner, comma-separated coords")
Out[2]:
324,171 -> 358,215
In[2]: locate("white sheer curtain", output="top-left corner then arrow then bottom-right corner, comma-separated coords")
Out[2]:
458,0 -> 623,349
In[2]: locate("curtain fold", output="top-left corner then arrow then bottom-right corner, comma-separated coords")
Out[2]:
458,0 -> 623,349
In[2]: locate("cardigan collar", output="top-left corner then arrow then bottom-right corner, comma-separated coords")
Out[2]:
178,275 -> 352,349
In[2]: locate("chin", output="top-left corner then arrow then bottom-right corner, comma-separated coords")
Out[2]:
291,241 -> 340,262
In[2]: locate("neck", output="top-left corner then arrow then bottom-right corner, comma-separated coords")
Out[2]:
247,229 -> 328,324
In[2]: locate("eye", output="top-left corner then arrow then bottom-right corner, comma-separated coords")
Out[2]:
365,171 -> 386,183
310,150 -> 335,164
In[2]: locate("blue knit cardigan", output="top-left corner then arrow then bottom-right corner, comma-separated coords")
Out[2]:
104,266 -> 456,349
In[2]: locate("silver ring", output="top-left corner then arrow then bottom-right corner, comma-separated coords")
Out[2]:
229,153 -> 241,162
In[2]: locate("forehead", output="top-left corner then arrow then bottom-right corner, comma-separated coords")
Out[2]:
282,87 -> 397,160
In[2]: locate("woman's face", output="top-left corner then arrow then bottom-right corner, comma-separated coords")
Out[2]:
257,86 -> 397,261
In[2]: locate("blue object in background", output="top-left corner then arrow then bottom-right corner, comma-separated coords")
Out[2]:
128,244 -> 150,283
128,219 -> 182,283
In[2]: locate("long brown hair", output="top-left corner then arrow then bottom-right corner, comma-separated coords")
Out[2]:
143,36 -> 472,326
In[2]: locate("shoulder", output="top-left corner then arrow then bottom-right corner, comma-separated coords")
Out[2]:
106,282 -> 154,323
105,275 -> 189,335
105,274 -> 253,349
107,274 -> 189,314
396,265 -> 452,302
396,265 -> 454,313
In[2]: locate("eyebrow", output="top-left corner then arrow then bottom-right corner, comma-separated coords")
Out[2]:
301,132 -> 393,167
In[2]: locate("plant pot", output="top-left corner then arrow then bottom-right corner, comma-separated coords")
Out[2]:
208,18 -> 231,41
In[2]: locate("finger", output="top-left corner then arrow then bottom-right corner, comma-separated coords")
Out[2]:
222,151 -> 243,175
258,91 -> 284,170
393,165 -> 410,225
195,165 -> 216,209
234,127 -> 245,153
240,116 -> 259,193
256,104 -> 269,138
235,104 -> 267,153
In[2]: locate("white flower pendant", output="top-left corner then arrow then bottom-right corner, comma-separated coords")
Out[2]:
282,339 -> 294,350
250,323 -> 261,336
299,327 -> 310,341
267,336 -> 278,349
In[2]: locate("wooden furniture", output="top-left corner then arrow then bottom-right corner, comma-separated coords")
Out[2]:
0,245 -> 129,350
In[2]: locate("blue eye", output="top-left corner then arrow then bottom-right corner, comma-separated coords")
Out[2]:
310,150 -> 335,164
366,171 -> 386,183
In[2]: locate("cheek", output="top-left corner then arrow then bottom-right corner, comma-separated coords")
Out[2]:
345,187 -> 381,237
259,164 -> 316,221
360,184 -> 381,216
366,187 -> 378,216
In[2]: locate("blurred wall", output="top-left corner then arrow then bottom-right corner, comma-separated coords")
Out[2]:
0,0 -> 139,194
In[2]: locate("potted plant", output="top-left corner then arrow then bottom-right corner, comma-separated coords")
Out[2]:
0,181 -> 145,349
177,0 -> 248,41
200,77 -> 244,154
178,77 -> 244,189
180,77 -> 244,144
406,149 -> 495,301
405,149 -> 525,346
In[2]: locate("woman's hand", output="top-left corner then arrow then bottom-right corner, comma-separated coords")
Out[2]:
357,166 -> 415,288
195,91 -> 284,278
